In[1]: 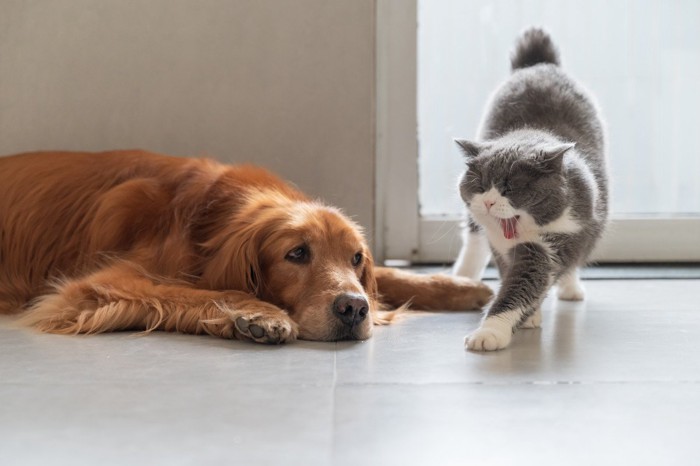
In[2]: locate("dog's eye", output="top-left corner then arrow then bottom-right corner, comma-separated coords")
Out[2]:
352,252 -> 363,267
285,245 -> 310,264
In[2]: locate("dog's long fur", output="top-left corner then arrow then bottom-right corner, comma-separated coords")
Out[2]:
0,150 -> 492,343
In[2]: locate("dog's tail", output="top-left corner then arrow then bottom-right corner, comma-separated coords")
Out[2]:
510,27 -> 560,71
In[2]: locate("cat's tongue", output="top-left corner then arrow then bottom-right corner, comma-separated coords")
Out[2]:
499,217 -> 518,239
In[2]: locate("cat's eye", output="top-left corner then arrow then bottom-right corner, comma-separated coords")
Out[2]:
285,245 -> 310,264
352,252 -> 363,267
466,172 -> 484,193
502,178 -> 512,195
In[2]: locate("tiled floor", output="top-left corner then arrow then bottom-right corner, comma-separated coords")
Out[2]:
1,278 -> 699,465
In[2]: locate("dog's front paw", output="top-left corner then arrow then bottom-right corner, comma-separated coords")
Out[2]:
465,326 -> 512,351
231,307 -> 298,344
233,314 -> 298,344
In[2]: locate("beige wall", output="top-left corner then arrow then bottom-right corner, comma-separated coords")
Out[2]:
0,0 -> 376,241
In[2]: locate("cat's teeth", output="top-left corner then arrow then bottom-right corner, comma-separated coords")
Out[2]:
499,217 -> 519,239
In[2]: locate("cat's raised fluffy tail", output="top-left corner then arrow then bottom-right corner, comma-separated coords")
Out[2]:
510,27 -> 560,71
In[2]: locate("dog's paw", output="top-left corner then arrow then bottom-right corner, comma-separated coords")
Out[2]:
440,276 -> 494,310
232,309 -> 298,344
464,326 -> 512,351
519,308 -> 542,329
465,280 -> 495,308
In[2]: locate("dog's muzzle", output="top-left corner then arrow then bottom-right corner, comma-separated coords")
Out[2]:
332,293 -> 369,328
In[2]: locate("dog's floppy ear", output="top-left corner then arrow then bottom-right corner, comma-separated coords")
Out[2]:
200,224 -> 263,295
360,249 -> 379,308
194,176 -> 269,296
362,251 -> 403,326
197,193 -> 265,296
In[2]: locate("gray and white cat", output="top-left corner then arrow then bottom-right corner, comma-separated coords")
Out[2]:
453,28 -> 608,351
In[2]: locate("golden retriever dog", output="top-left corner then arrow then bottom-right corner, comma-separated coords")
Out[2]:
0,150 -> 492,343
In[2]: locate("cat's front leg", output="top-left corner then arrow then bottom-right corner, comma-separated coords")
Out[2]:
518,307 -> 542,328
465,242 -> 552,351
453,220 -> 491,280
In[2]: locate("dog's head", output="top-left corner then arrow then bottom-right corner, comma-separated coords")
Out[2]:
200,189 -> 377,341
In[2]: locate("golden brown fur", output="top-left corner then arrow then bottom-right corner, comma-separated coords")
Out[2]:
0,150 -> 492,343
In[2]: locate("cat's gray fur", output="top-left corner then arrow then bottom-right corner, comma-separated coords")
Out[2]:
455,28 -> 608,351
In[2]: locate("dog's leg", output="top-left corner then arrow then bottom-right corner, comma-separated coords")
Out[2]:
374,267 -> 492,310
19,264 -> 297,344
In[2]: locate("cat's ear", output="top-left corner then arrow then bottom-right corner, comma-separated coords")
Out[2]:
454,139 -> 485,158
536,143 -> 575,172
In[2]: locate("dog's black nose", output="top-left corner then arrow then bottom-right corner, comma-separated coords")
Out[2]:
332,293 -> 369,326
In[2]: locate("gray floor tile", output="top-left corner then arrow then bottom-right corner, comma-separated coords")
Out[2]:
571,279 -> 700,312
487,279 -> 700,312
0,383 -> 334,466
0,318 -> 336,386
332,383 -> 700,466
1,278 -> 699,465
336,301 -> 700,384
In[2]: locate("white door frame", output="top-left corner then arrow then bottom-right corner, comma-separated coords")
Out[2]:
375,0 -> 420,263
375,0 -> 700,264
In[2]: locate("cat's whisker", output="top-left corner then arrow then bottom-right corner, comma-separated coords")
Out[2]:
514,214 -> 525,234
427,218 -> 458,245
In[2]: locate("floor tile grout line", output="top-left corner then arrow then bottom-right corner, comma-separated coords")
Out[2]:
329,342 -> 339,463
330,380 -> 700,387
1,380 -> 699,390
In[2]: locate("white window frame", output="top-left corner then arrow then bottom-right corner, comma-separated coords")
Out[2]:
375,0 -> 700,264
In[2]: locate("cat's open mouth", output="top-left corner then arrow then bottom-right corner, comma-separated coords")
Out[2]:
499,215 -> 520,239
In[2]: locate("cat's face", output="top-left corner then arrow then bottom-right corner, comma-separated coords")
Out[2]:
457,139 -> 573,238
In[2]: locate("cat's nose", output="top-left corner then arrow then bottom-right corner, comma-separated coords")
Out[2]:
484,200 -> 496,210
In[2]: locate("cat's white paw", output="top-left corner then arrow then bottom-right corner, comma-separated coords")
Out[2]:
465,326 -> 512,351
557,270 -> 585,301
557,281 -> 585,301
519,308 -> 542,329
